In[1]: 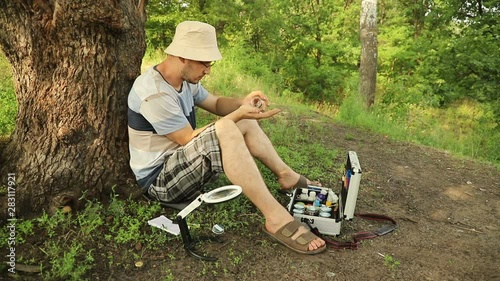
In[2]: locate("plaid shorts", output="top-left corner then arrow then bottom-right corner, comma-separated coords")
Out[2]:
147,124 -> 224,203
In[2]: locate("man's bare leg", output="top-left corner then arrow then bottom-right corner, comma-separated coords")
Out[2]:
234,119 -> 318,189
215,119 -> 325,251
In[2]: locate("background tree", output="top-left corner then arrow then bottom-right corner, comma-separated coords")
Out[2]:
359,0 -> 378,107
0,0 -> 147,215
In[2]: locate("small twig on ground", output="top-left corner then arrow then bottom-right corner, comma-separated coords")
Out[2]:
146,255 -> 166,260
14,263 -> 42,273
218,240 -> 232,250
450,224 -> 484,234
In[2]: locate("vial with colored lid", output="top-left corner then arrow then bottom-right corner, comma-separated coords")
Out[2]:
325,192 -> 338,206
314,190 -> 327,206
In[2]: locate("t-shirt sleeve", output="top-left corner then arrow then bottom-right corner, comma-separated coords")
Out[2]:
192,83 -> 209,104
139,93 -> 188,136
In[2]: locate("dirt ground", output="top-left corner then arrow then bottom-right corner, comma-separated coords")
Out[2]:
6,119 -> 500,281
115,121 -> 499,281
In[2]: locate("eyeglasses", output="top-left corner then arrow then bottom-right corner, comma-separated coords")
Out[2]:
199,61 -> 216,68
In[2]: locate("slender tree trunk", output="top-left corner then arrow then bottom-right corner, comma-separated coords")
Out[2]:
314,0 -> 322,68
0,0 -> 147,216
359,0 -> 378,108
413,0 -> 427,37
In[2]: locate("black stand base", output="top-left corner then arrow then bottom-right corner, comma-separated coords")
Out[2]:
176,216 -> 222,261
142,193 -> 223,261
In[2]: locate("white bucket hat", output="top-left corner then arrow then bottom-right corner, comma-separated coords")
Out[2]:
164,21 -> 222,62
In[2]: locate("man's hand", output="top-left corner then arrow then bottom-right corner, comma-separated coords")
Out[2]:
224,104 -> 281,122
243,90 -> 270,111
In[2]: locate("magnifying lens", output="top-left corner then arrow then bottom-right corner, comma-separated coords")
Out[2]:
177,185 -> 242,219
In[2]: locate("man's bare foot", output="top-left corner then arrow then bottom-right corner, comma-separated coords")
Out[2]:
278,170 -> 321,190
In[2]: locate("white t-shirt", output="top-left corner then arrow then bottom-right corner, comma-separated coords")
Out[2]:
127,66 -> 209,187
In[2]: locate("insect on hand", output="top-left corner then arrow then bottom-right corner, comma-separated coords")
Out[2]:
251,97 -> 265,109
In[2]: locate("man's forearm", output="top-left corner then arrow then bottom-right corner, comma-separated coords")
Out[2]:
215,97 -> 243,116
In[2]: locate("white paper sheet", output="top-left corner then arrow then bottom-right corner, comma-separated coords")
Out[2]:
147,215 -> 180,236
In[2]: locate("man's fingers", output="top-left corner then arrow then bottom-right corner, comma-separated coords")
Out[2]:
256,108 -> 281,118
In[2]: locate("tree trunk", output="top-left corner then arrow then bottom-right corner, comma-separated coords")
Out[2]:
0,0 -> 147,216
359,0 -> 378,108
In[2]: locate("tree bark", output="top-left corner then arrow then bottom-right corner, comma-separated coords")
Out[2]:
0,0 -> 147,216
359,0 -> 378,108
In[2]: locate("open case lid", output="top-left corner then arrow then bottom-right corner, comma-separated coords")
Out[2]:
339,151 -> 362,220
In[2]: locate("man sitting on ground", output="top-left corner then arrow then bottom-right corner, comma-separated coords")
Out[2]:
127,21 -> 326,254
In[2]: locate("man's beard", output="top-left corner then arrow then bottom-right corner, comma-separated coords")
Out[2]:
181,65 -> 203,84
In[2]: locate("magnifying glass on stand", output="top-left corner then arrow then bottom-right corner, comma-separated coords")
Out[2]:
177,185 -> 242,219
175,185 -> 243,261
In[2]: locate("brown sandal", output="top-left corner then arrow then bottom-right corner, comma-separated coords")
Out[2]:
263,220 -> 326,255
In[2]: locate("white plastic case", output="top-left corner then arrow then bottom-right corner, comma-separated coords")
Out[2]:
287,151 -> 362,235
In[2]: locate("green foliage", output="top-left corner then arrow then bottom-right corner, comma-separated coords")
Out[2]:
383,254 -> 401,270
416,23 -> 500,119
77,201 -> 105,236
145,0 -> 247,49
376,0 -> 500,123
10,191 -> 174,280
105,193 -> 164,245
43,241 -> 95,281
337,85 -> 499,163
16,219 -> 34,244
144,0 -> 358,104
272,0 -> 358,101
144,0 -> 180,49
37,210 -> 70,238
2,0 -> 499,164
139,0 -> 500,165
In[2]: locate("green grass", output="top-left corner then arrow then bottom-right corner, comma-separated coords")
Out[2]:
0,51 -> 16,136
0,190 -> 177,280
383,254 -> 401,271
334,90 -> 499,165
